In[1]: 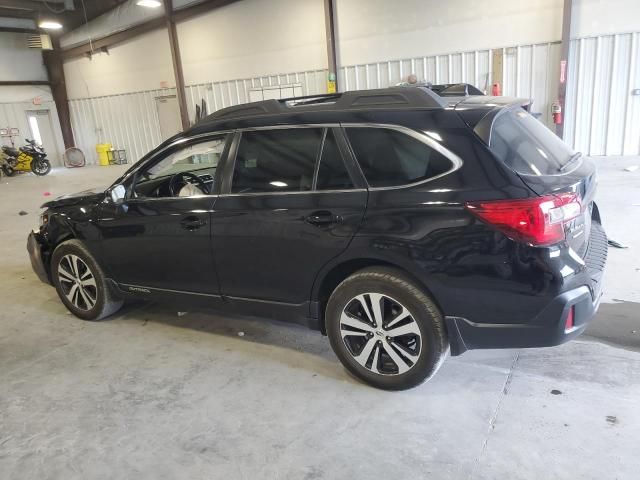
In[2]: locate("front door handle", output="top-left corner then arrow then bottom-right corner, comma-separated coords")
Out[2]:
180,216 -> 206,231
305,211 -> 342,226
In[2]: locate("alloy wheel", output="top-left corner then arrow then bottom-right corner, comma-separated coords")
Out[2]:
57,254 -> 97,311
340,293 -> 422,375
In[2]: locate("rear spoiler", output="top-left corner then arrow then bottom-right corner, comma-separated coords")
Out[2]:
455,97 -> 533,145
429,83 -> 485,97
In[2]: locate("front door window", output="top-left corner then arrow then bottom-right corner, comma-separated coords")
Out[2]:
135,135 -> 228,198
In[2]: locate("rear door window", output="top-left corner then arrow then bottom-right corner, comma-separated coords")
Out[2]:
489,109 -> 576,176
316,129 -> 354,190
345,127 -> 453,187
231,128 -> 323,193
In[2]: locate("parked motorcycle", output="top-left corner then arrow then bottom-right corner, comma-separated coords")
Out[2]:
1,139 -> 52,176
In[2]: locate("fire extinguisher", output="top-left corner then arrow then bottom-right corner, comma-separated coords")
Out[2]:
552,101 -> 562,124
491,83 -> 501,96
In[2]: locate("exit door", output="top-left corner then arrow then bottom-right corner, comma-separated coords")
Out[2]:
155,96 -> 183,141
27,110 -> 60,165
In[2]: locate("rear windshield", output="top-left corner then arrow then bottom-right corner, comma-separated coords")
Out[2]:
489,109 -> 576,176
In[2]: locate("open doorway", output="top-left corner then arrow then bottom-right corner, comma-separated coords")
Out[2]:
26,110 -> 60,166
155,95 -> 182,141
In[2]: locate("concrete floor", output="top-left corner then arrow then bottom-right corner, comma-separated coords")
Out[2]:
0,159 -> 639,479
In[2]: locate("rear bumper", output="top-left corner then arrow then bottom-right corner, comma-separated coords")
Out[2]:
445,285 -> 601,355
446,220 -> 607,356
27,231 -> 51,285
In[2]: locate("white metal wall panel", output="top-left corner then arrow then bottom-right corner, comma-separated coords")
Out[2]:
623,33 -> 640,156
565,32 -> 640,156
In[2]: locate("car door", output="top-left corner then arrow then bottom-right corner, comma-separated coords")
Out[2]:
97,134 -> 230,297
211,126 -> 367,307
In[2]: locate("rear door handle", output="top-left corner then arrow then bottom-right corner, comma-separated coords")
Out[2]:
305,211 -> 342,226
180,216 -> 206,231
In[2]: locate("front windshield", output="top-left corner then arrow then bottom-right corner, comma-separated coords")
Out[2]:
489,109 -> 576,176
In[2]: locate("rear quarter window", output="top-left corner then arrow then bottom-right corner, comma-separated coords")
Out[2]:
490,109 -> 576,176
345,127 -> 454,188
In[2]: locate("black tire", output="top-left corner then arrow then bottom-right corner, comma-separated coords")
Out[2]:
51,239 -> 123,321
2,165 -> 15,176
326,267 -> 448,390
32,158 -> 51,176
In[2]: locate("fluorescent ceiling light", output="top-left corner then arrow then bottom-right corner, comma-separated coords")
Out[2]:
136,0 -> 162,7
38,21 -> 62,30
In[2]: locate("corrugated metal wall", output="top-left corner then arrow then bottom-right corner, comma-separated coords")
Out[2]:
339,41 -> 562,128
183,70 -> 327,122
67,32 -> 640,164
69,89 -> 170,165
564,32 -> 640,156
69,70 -> 327,164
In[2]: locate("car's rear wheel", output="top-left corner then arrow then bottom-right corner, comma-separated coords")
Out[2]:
51,240 -> 123,321
326,267 -> 448,390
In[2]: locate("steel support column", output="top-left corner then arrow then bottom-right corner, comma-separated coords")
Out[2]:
42,36 -> 75,149
323,0 -> 339,92
556,0 -> 574,138
165,0 -> 190,130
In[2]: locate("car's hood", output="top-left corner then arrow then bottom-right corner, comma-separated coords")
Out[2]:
42,187 -> 106,208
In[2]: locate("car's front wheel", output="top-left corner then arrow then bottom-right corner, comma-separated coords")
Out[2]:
326,267 -> 448,390
51,240 -> 123,321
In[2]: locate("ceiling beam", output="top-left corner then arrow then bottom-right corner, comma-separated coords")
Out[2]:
63,0 -> 129,31
0,26 -> 38,33
0,0 -> 51,11
0,80 -> 50,86
61,0 -> 240,60
0,7 -> 35,19
61,16 -> 166,59
173,0 -> 237,22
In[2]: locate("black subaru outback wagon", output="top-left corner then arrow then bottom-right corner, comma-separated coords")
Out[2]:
28,86 -> 607,390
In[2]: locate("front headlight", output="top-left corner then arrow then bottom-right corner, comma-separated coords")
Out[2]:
39,209 -> 50,228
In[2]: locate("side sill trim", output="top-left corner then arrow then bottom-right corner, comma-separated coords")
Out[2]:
224,294 -> 308,308
117,283 -> 222,298
115,283 -> 308,308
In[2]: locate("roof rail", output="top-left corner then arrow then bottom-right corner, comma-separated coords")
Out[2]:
201,86 -> 447,123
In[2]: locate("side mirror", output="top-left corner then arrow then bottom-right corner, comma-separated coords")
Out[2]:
110,184 -> 126,203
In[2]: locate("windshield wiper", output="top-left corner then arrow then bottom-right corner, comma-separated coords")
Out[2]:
559,152 -> 582,173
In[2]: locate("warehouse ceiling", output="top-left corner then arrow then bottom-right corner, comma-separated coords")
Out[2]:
0,0 -> 129,32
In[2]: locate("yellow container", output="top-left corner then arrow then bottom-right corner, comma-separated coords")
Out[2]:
96,143 -> 112,166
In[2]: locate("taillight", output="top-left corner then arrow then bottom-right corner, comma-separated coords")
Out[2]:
465,193 -> 581,246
